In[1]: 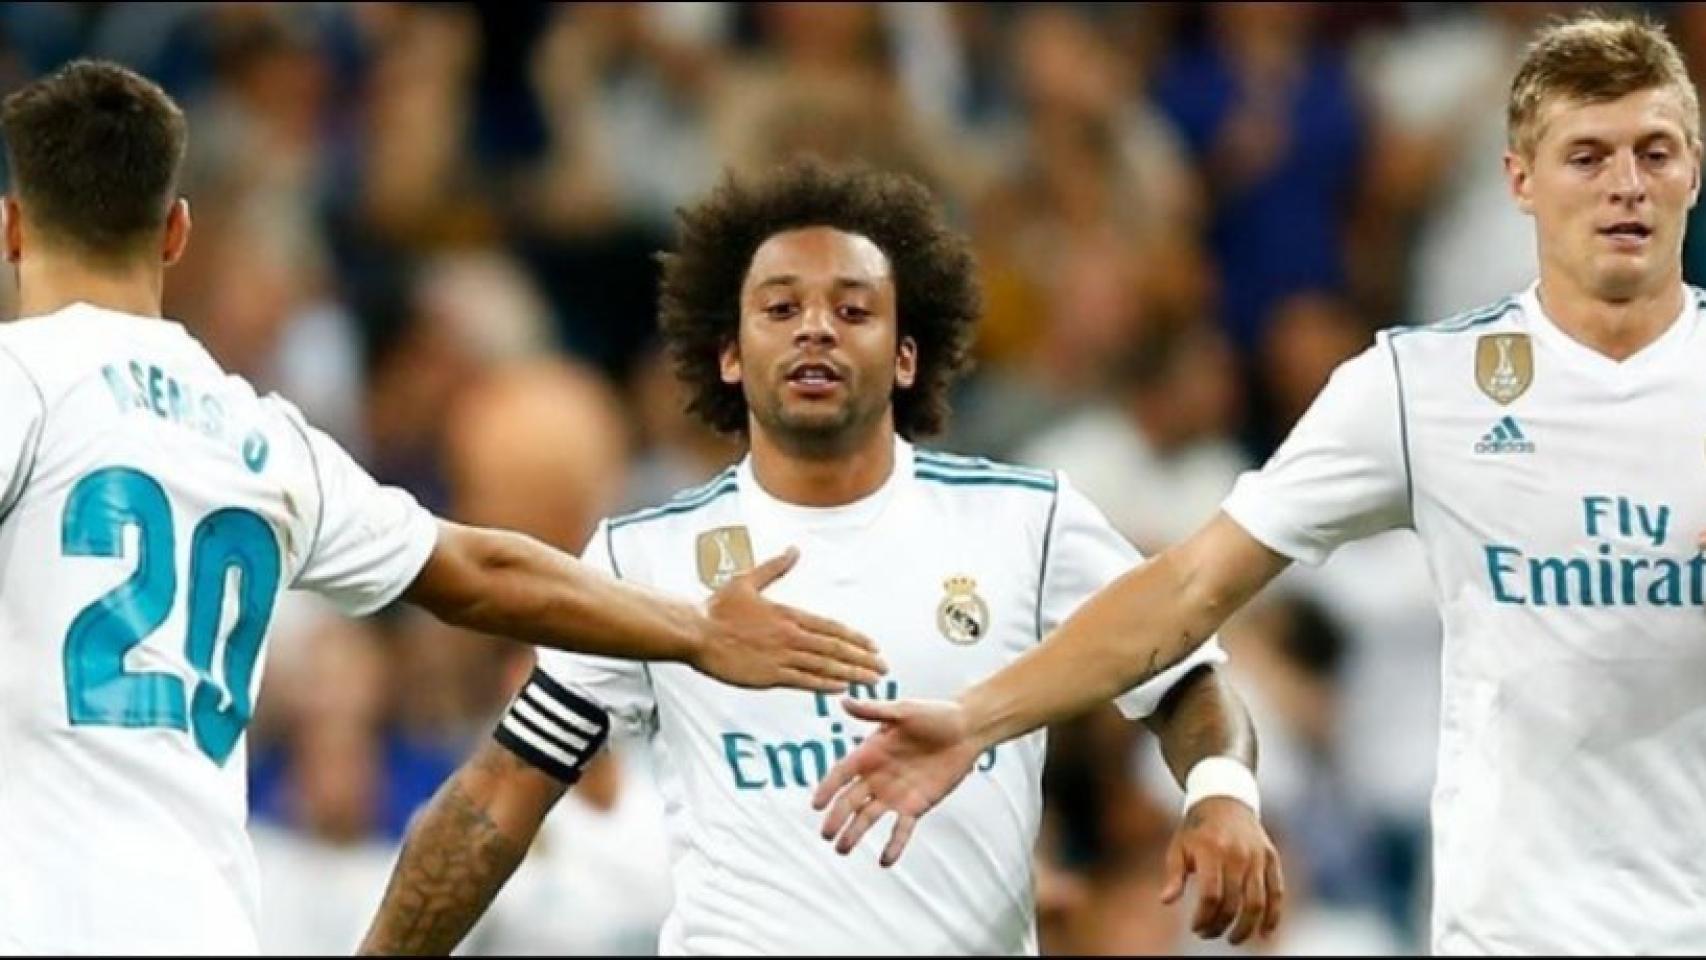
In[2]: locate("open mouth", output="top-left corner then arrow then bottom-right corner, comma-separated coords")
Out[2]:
1599,221 -> 1653,241
785,362 -> 844,388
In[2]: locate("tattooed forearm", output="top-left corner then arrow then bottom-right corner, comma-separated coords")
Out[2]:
360,757 -> 534,955
1144,665 -> 1257,787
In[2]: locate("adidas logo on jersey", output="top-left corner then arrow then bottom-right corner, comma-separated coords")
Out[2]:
1474,415 -> 1535,455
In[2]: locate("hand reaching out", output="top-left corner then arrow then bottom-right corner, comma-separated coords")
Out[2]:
810,697 -> 983,867
694,548 -> 888,692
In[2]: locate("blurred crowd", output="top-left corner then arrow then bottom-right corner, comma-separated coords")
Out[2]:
3,2 -> 1702,955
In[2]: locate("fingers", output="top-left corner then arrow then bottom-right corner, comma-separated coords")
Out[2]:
744,547 -> 801,590
840,696 -> 907,724
1190,852 -> 1226,939
787,630 -> 886,681
790,611 -> 887,672
777,667 -> 846,695
1159,837 -> 1190,905
812,755 -> 861,811
787,651 -> 879,687
1200,851 -> 1247,941
1227,855 -> 1267,946
833,796 -> 891,856
879,814 -> 917,867
1262,848 -> 1285,939
818,778 -> 872,840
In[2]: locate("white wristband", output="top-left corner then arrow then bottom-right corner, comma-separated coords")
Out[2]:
1182,756 -> 1260,817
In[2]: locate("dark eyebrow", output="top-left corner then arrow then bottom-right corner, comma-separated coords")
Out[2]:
751,275 -> 879,293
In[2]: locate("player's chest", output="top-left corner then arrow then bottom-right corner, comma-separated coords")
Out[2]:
1408,362 -> 1706,551
651,514 -> 1043,700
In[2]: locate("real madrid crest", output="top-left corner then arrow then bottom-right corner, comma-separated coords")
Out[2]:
696,525 -> 755,589
936,575 -> 989,645
1475,333 -> 1533,405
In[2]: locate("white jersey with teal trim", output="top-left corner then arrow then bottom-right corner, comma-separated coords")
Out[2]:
502,438 -> 1224,956
0,304 -> 437,954
1223,283 -> 1706,955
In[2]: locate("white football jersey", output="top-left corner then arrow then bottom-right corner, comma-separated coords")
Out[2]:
1223,284 -> 1706,955
0,304 -> 437,954
497,438 -> 1224,956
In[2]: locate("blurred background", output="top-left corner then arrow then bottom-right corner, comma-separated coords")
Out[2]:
3,1 -> 1701,954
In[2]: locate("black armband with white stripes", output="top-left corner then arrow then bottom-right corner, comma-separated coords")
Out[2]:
493,668 -> 612,784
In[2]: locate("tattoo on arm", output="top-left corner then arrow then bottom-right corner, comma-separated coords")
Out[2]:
360,749 -> 541,955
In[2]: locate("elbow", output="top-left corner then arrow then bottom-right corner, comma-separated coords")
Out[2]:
1168,549 -> 1240,645
411,523 -> 521,630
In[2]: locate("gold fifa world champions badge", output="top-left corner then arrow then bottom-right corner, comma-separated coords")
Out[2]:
1476,333 -> 1533,405
936,575 -> 990,645
696,526 -> 755,589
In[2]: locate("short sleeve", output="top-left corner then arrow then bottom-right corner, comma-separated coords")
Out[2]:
1221,338 -> 1410,567
1039,475 -> 1229,720
284,408 -> 438,616
0,346 -> 44,519
497,521 -> 658,782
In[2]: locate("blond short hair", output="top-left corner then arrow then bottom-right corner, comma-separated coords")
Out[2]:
1507,12 -> 1701,158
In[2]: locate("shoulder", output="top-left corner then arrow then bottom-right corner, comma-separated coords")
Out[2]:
911,448 -> 1064,540
1376,295 -> 1540,409
1384,294 -> 1524,354
0,330 -> 43,409
912,447 -> 1059,496
607,466 -> 741,534
0,315 -> 72,398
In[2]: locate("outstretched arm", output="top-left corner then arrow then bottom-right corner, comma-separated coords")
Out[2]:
964,513 -> 1288,748
814,513 -> 1288,862
293,413 -> 884,694
359,740 -> 567,955
1145,665 -> 1283,945
405,521 -> 885,692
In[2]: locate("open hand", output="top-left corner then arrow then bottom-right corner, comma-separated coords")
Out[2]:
811,697 -> 983,866
696,547 -> 887,692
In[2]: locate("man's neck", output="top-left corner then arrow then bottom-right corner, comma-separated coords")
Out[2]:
747,420 -> 896,508
16,252 -> 164,320
1534,268 -> 1684,362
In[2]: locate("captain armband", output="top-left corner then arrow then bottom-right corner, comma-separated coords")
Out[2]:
493,668 -> 612,784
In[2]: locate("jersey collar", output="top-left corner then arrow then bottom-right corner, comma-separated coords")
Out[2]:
736,435 -> 912,531
1518,281 -> 1700,382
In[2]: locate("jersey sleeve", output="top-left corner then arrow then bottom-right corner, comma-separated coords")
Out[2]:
494,520 -> 657,783
1220,337 -> 1410,567
1039,475 -> 1228,721
0,347 -> 43,519
282,405 -> 439,616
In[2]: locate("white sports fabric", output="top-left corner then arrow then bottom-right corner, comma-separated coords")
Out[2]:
0,304 -> 436,954
1224,284 -> 1706,954
501,437 -> 1224,955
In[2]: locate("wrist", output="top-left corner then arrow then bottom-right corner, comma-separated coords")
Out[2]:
955,685 -> 1006,754
675,600 -> 713,667
1182,756 -> 1260,818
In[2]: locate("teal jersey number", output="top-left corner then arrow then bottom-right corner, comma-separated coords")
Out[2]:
61,467 -> 281,765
